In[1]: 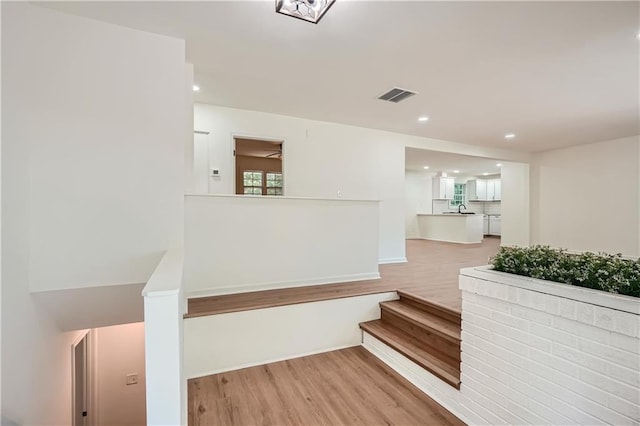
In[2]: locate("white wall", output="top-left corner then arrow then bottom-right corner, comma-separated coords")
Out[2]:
96,323 -> 146,426
194,104 -> 406,262
21,5 -> 185,293
1,3 -> 187,423
501,162 -> 530,247
184,195 -> 380,295
184,292 -> 397,378
405,171 -> 433,238
531,135 -> 639,257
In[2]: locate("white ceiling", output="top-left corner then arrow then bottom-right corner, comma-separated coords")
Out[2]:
41,1 -> 640,153
406,148 -> 501,180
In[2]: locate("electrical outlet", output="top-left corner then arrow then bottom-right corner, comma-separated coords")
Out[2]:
126,373 -> 138,386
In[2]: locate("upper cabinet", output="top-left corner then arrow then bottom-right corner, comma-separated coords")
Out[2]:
467,178 -> 501,201
488,179 -> 501,201
432,176 -> 455,199
466,179 -> 487,201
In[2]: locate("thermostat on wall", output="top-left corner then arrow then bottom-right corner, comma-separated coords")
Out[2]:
211,169 -> 220,177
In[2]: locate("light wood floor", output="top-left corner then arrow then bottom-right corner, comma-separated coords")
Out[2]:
187,238 -> 501,317
188,346 -> 465,426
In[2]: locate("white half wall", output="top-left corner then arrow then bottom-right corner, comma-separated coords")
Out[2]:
459,266 -> 639,425
1,3 -> 187,423
184,194 -> 380,295
194,104 -> 412,262
530,135 -> 639,257
142,248 -> 185,426
184,292 -> 398,378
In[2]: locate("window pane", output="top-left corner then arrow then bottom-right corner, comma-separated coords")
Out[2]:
267,188 -> 276,195
244,188 -> 254,195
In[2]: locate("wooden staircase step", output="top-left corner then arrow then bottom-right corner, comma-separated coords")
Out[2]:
380,300 -> 461,343
397,290 -> 461,326
360,320 -> 461,389
380,308 -> 460,365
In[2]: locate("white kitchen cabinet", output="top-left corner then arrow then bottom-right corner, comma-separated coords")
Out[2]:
466,179 -> 487,201
468,178 -> 501,201
432,176 -> 455,199
488,215 -> 502,236
483,215 -> 489,235
489,179 -> 501,201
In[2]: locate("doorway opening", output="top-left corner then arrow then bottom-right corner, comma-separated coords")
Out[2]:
234,137 -> 284,196
71,322 -> 147,426
72,331 -> 93,426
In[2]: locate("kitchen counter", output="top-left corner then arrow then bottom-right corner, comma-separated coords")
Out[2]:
417,213 -> 484,244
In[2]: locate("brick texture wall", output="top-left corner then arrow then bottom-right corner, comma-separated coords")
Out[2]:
460,269 -> 639,425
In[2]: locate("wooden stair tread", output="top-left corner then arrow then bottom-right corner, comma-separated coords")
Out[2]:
360,320 -> 461,389
397,290 -> 461,325
381,300 -> 461,342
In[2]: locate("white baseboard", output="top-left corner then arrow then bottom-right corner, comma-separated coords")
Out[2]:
362,332 -> 476,425
414,237 -> 481,245
186,272 -> 381,298
378,257 -> 408,264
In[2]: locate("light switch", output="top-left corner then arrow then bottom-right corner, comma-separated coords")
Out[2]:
126,373 -> 138,386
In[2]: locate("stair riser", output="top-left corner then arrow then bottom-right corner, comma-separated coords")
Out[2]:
399,295 -> 461,326
381,309 -> 460,366
360,322 -> 460,389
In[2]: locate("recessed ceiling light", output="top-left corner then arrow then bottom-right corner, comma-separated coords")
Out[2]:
496,163 -> 502,167
193,85 -> 200,92
636,32 -> 640,40
482,172 -> 489,176
504,133 -> 516,139
453,170 -> 460,174
423,166 -> 430,170
418,116 -> 429,122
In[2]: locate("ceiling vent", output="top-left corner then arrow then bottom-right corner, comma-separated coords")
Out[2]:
377,87 -> 417,103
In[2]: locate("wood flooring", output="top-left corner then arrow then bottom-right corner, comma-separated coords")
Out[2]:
186,238 -> 501,317
188,346 -> 465,426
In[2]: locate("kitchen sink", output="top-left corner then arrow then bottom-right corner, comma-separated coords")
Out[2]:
442,212 -> 476,214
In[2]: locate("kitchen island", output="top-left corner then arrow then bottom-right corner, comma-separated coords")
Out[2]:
417,213 -> 484,244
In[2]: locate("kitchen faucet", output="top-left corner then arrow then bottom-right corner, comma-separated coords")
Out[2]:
458,203 -> 467,214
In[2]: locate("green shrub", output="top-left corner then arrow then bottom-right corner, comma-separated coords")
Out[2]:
491,246 -> 640,298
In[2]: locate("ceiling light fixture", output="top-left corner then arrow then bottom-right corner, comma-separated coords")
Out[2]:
276,0 -> 336,24
482,173 -> 489,176
418,116 -> 429,122
423,166 -> 430,170
453,170 -> 460,174
496,163 -> 502,167
504,133 -> 516,139
193,85 -> 200,92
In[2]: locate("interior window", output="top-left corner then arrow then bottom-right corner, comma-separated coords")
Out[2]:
266,172 -> 283,196
450,183 -> 466,207
243,171 -> 263,195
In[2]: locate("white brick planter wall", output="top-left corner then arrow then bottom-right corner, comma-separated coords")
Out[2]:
459,266 -> 640,425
